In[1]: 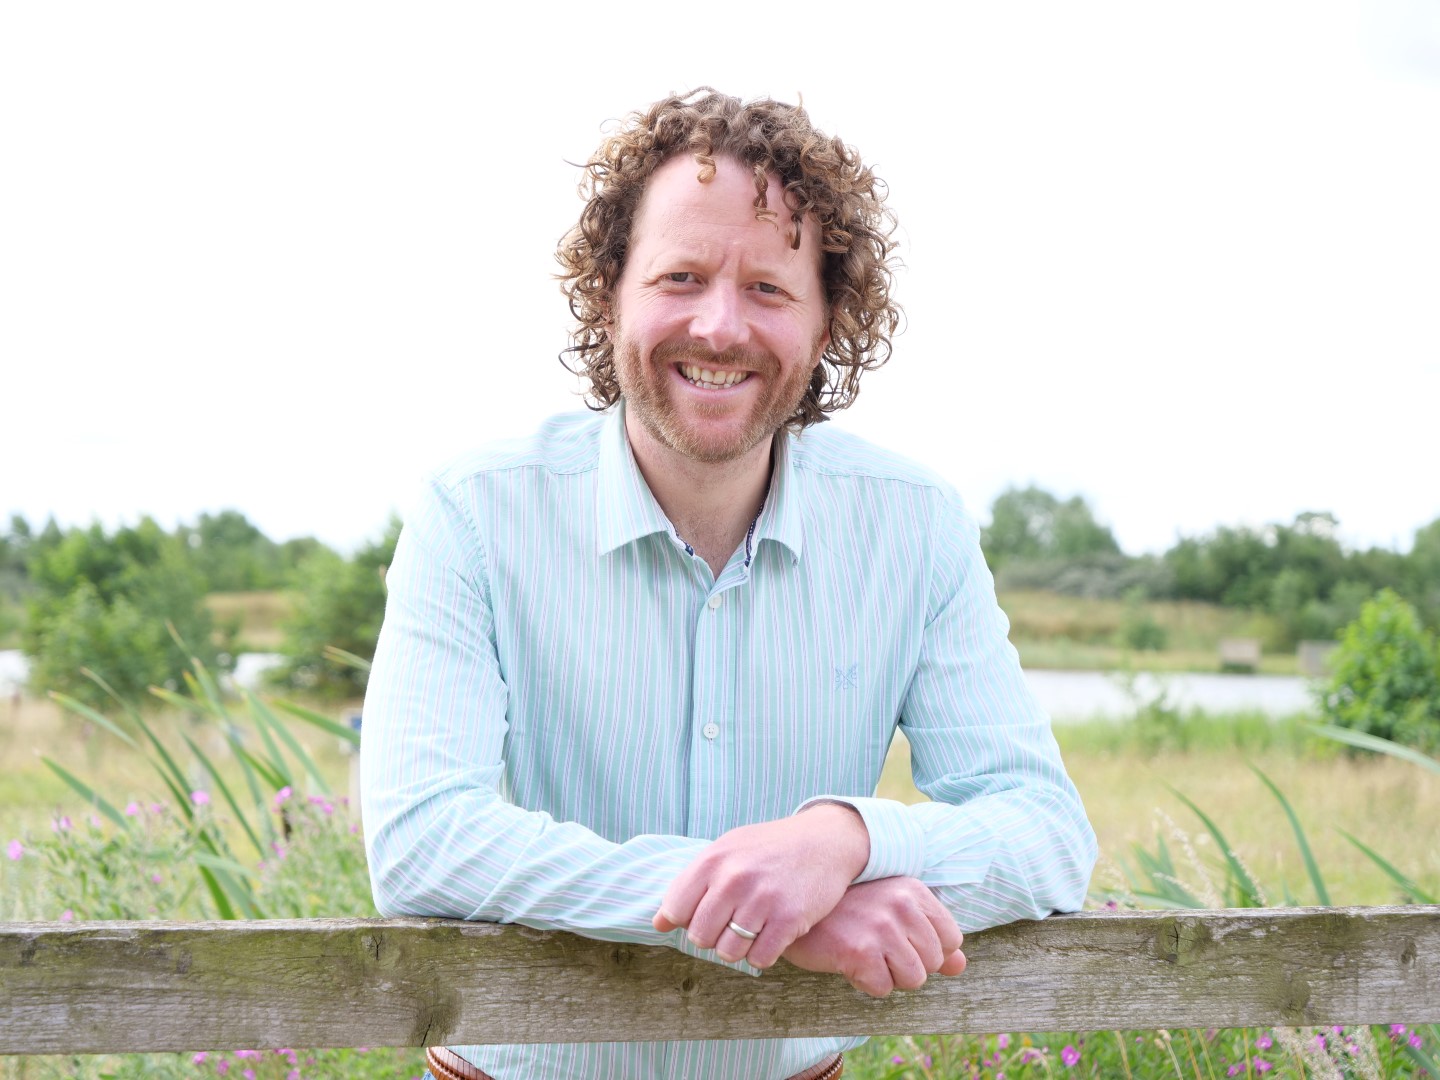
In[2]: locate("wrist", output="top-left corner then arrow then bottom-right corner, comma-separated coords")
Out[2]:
798,800 -> 871,880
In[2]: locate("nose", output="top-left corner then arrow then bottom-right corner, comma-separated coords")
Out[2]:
687,286 -> 750,353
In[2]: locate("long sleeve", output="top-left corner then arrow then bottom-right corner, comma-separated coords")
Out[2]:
360,474 -> 709,948
805,489 -> 1098,932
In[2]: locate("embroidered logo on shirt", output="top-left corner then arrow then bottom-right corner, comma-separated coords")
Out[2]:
833,663 -> 858,691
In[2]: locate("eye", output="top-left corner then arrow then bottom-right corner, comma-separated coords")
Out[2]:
754,282 -> 781,295
664,272 -> 695,284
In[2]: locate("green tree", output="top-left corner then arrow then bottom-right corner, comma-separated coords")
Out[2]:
175,510 -> 287,593
1318,589 -> 1440,751
21,518 -> 230,710
981,486 -> 1120,569
272,516 -> 401,698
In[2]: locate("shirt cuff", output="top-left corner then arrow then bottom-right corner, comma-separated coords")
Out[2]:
795,795 -> 925,883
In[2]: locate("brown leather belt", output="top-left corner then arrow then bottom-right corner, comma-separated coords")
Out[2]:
426,1045 -> 843,1080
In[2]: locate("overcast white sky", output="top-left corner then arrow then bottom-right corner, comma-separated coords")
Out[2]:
2,1 -> 1437,557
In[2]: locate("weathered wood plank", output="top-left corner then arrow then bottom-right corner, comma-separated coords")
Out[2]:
1,906 -> 1436,1054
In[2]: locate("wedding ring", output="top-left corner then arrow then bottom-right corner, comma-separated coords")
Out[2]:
727,920 -> 759,941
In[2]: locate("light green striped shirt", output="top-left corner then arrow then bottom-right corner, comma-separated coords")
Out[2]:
361,405 -> 1097,1079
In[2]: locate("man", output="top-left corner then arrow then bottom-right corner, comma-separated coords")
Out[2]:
361,88 -> 1098,1080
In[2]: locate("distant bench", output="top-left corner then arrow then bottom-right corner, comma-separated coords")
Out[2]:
2,906 -> 1437,1054
1219,637 -> 1262,672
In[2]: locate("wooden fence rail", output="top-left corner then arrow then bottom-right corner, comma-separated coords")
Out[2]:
2,906 -> 1437,1055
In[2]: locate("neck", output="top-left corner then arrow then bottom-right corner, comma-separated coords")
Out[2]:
624,412 -> 774,577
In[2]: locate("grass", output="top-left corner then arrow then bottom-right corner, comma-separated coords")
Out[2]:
205,590 -> 293,652
998,589 -> 1300,674
5,691 -> 1439,1077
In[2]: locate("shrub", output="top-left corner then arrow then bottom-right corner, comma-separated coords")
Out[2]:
1318,590 -> 1440,751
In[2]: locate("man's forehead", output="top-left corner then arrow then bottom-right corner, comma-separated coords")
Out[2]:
637,154 -> 812,253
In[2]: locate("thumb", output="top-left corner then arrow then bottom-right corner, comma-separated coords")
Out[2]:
939,949 -> 968,976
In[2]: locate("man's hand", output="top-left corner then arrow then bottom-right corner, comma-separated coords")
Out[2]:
781,876 -> 967,998
653,803 -> 870,968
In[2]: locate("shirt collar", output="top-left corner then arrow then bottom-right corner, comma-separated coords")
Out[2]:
594,401 -> 806,565
595,404 -> 673,556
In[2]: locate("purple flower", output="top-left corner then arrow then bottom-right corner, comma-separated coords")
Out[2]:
1255,1060 -> 1272,1073
890,1056 -> 904,1065
1021,1048 -> 1043,1064
1061,1045 -> 1080,1067
1411,1032 -> 1424,1049
1256,1033 -> 1273,1050
243,1070 -> 255,1080
6,839 -> 22,861
59,909 -> 73,922
192,1052 -> 208,1064
287,1072 -> 300,1080
125,802 -> 141,817
1313,1034 -> 1327,1051
274,786 -> 292,807
1227,1067 -> 1242,1079
150,873 -> 162,884
216,1061 -> 230,1076
149,802 -> 166,815
1392,1024 -> 1408,1036
997,1034 -> 1011,1049
191,790 -> 211,806
53,815 -> 72,832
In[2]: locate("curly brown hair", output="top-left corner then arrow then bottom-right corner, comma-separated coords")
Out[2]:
556,88 -> 900,431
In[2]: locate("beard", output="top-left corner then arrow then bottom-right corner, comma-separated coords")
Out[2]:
613,331 -> 824,466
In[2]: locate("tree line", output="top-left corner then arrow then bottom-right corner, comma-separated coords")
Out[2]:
980,486 -> 1440,648
0,510 -> 397,710
3,490 -> 1438,715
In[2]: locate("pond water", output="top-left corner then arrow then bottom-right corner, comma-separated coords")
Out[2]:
1025,669 -> 1315,722
0,650 -> 1316,721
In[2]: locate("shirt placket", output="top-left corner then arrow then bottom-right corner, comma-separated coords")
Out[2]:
686,558 -> 751,840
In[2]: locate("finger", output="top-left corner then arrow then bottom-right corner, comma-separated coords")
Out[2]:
939,948 -> 968,976
845,956 -> 896,999
685,891 -> 736,952
655,866 -> 709,934
714,923 -> 760,964
885,946 -> 929,992
917,891 -> 964,957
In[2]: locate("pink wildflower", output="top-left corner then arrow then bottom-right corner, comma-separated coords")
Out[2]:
1061,1044 -> 1080,1067
150,873 -> 162,884
1256,1033 -> 1273,1050
89,814 -> 102,828
997,1034 -> 1011,1049
6,839 -> 22,861
216,1060 -> 230,1075
1392,1024 -> 1408,1036
125,802 -> 141,817
192,1052 -> 208,1065
1411,1032 -> 1424,1048
274,786 -> 292,807
59,910 -> 74,922
243,1070 -> 255,1079
191,790 -> 210,806
1255,1060 -> 1273,1073
53,815 -> 72,832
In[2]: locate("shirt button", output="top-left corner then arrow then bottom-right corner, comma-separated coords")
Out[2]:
707,593 -> 723,610
702,723 -> 720,740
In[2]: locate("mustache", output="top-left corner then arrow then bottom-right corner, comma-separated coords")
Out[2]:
650,340 -> 780,374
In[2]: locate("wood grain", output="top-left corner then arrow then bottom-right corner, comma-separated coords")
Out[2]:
2,906 -> 1436,1054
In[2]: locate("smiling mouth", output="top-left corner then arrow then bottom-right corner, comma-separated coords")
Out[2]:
679,363 -> 749,388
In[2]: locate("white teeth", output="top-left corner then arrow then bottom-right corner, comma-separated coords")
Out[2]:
679,364 -> 748,387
